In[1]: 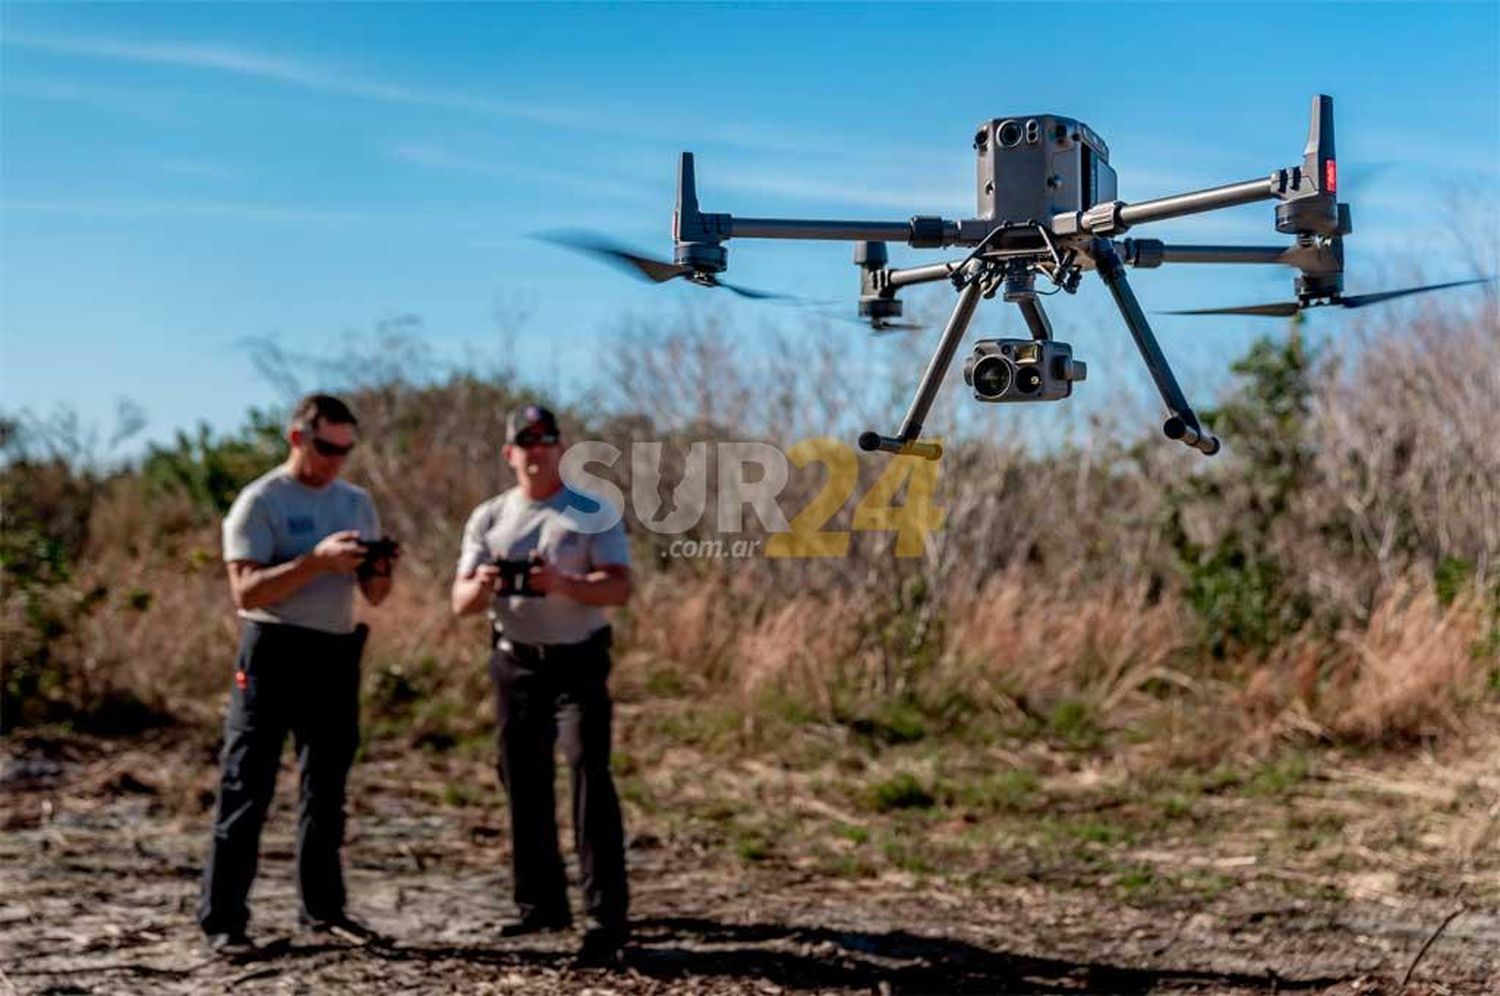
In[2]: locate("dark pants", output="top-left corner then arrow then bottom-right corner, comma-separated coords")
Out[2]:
199,620 -> 366,936
489,626 -> 628,931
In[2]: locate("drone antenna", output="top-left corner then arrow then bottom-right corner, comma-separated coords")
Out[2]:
674,152 -> 701,241
1304,94 -> 1336,195
1276,94 -> 1343,248
672,152 -> 729,273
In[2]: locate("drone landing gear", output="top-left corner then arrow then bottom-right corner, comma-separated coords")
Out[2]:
1093,240 -> 1221,456
859,242 -> 1220,460
858,264 -> 989,461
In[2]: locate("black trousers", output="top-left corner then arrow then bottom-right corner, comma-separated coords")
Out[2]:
489,626 -> 628,930
199,620 -> 365,936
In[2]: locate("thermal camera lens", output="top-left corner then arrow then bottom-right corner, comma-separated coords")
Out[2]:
973,356 -> 1012,399
997,121 -> 1023,148
1016,366 -> 1043,394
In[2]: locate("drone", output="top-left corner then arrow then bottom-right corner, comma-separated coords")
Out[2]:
545,96 -> 1490,459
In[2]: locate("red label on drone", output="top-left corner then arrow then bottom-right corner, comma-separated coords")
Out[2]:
1324,159 -> 1336,194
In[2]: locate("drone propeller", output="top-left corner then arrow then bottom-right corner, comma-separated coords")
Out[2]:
868,320 -> 926,336
1164,277 -> 1494,318
534,229 -> 798,302
823,312 -> 926,336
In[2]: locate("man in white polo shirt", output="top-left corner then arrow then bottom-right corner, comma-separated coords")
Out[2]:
451,403 -> 632,967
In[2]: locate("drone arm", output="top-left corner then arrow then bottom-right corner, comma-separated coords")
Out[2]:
885,261 -> 964,291
1117,177 -> 1280,229
1059,96 -> 1342,242
1119,239 -> 1296,267
1091,240 -> 1220,456
1118,239 -> 1344,283
676,157 -> 971,248
727,218 -> 917,242
1055,176 -> 1283,238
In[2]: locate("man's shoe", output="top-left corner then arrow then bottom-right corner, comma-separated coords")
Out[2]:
205,931 -> 257,960
498,911 -> 573,938
574,924 -> 626,968
301,914 -> 384,946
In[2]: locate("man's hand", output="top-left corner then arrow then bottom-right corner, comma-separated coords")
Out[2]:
309,530 -> 365,575
527,561 -> 565,596
528,562 -> 631,605
453,563 -> 504,617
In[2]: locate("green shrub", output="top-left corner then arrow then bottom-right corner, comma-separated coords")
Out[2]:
866,772 -> 935,812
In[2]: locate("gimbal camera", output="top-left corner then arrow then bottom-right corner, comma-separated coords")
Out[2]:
546,96 -> 1491,458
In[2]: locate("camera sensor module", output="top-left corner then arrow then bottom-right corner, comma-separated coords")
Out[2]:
963,339 -> 1086,404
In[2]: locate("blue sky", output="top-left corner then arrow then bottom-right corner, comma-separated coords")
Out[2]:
2,2 -> 1496,455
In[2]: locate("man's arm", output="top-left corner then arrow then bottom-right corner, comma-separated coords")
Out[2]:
532,563 -> 632,607
452,565 -> 501,616
226,530 -> 364,610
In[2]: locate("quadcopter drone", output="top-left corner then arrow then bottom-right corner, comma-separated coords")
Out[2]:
547,96 -> 1489,459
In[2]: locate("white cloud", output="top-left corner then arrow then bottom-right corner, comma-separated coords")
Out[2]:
386,144 -> 657,203
3,198 -> 424,224
1,76 -> 183,122
1,30 -> 919,162
3,31 -> 588,127
135,156 -> 240,181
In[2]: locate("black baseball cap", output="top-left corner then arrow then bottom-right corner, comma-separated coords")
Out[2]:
506,403 -> 561,445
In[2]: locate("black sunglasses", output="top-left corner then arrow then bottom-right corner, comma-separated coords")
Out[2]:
513,432 -> 559,448
311,436 -> 356,457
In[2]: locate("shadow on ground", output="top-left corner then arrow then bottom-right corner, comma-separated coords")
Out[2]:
618,916 -> 1349,993
156,915 -> 1349,993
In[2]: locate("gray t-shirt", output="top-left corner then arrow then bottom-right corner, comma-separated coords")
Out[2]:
457,486 -> 630,646
222,466 -> 381,635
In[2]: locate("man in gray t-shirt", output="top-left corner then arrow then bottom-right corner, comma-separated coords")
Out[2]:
222,464 -> 380,633
456,485 -> 631,645
451,403 -> 632,966
200,394 -> 397,957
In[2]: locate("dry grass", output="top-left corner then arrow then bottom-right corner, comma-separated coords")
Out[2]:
4,295 -> 1497,770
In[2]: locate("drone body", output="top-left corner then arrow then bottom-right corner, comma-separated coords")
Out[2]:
546,96 -> 1489,459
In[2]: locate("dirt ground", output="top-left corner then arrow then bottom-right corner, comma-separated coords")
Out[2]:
2,718 -> 1497,996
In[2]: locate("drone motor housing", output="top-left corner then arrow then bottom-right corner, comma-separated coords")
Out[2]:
963,338 -> 1087,403
974,116 -> 1117,228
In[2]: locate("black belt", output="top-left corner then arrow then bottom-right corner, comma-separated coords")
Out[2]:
495,625 -> 611,662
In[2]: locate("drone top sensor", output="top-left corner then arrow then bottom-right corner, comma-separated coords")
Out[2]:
544,96 -> 1492,458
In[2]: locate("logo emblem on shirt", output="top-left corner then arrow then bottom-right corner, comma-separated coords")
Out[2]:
287,515 -> 315,535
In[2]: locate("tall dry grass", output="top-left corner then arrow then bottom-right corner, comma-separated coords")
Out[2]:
5,292 -> 1496,766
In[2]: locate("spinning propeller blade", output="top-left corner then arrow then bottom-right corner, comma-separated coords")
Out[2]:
824,312 -> 926,336
534,230 -> 690,284
704,276 -> 800,301
536,229 -> 800,302
1338,277 -> 1494,308
1165,301 -> 1302,318
1165,277 -> 1493,319
868,320 -> 926,335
